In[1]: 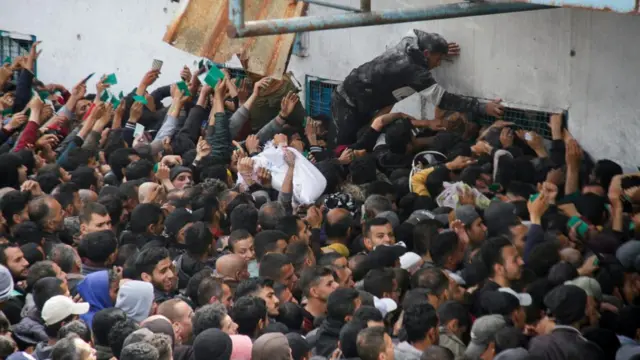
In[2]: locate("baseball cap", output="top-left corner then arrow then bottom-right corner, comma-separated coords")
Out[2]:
544,284 -> 587,325
564,276 -> 602,302
41,295 -> 90,326
483,201 -> 519,234
373,297 -> 397,317
399,252 -> 422,271
454,205 -> 480,227
464,315 -> 507,359
499,287 -> 532,306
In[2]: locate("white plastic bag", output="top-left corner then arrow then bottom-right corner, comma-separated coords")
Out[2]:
435,181 -> 491,210
237,143 -> 326,205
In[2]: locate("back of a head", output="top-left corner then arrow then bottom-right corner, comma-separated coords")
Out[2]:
93,308 -> 127,346
108,319 -> 140,359
78,230 -> 117,264
411,267 -> 448,296
258,202 -> 285,230
193,328 -> 233,360
231,204 -> 258,235
120,342 -> 159,360
192,303 -> 229,337
363,195 -> 393,218
185,222 -> 213,257
420,345 -> 454,360
276,302 -> 303,332
356,326 -> 387,360
51,336 -> 80,360
33,277 -> 64,312
363,268 -> 394,298
437,301 -> 471,330
404,303 -> 438,343
340,320 -> 367,358
259,253 -> 291,281
231,296 -> 267,337
412,220 -> 441,257
327,288 -> 359,322
254,230 -> 287,262
58,320 -> 92,343
130,203 -> 163,234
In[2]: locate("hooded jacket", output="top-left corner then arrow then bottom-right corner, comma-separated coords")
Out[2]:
313,319 -> 344,357
175,253 -> 207,290
394,342 -> 423,360
12,315 -> 47,347
115,280 -> 154,323
34,342 -> 53,360
76,270 -> 113,327
338,30 -> 483,116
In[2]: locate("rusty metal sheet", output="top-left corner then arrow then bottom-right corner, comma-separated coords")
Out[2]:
163,0 -> 306,78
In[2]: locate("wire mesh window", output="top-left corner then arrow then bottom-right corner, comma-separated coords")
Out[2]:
306,76 -> 339,119
0,30 -> 36,76
476,106 -> 558,139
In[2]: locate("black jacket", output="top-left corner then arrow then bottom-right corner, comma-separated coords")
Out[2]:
313,318 -> 344,357
339,29 -> 483,115
528,326 -> 605,360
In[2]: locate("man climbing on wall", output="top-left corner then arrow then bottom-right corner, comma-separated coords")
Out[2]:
329,29 -> 505,148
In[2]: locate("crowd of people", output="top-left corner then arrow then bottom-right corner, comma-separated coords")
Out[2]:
0,28 -> 638,360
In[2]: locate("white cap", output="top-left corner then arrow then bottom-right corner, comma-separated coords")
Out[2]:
399,252 -> 422,271
373,297 -> 397,316
498,287 -> 532,307
41,295 -> 90,326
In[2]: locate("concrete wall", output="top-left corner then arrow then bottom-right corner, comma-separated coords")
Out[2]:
1,0 -> 639,169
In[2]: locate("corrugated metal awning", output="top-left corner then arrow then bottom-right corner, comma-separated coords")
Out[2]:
163,0 -> 306,79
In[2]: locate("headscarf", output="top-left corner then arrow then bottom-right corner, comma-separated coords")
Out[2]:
76,270 -> 112,327
230,335 -> 253,360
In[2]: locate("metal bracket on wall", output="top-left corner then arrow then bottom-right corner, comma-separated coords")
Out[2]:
227,0 -> 552,38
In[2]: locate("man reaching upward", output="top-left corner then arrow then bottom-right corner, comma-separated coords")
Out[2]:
331,29 -> 504,147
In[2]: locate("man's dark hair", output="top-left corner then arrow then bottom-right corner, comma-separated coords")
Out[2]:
254,230 -> 288,262
192,303 -> 229,337
197,276 -> 223,308
118,181 -> 140,202
98,195 -> 123,227
480,236 -> 514,277
54,183 -> 79,211
63,148 -> 95,172
404,303 -> 438,343
79,202 -> 109,224
318,252 -> 345,268
421,346 -> 454,360
276,302 -> 304,332
286,242 -> 312,272
258,202 -> 286,230
367,181 -> 396,198
120,342 -> 159,360
51,335 -> 80,360
33,277 -> 64,312
299,266 -> 334,298
526,241 -> 561,278
363,217 -> 391,237
234,277 -> 274,301
363,268 -> 394,298
349,155 -> 377,185
430,231 -> 460,268
78,230 -> 117,264
21,243 -> 44,265
230,204 -> 258,235
125,160 -> 154,182
437,301 -> 471,329
275,215 -> 300,241
185,221 -> 212,257
12,221 -> 43,246
115,244 -> 138,267
71,166 -> 98,190
325,212 -> 353,239
27,260 -> 58,291
0,190 -> 30,227
92,308 -> 127,346
186,268 -> 214,306
228,229 -> 252,251
49,244 -> 76,274
353,306 -> 383,324
0,334 -> 15,360
411,267 -> 448,296
108,148 -> 139,181
130,204 -> 163,234
36,172 -> 62,194
340,321 -> 367,358
108,319 -> 140,359
385,119 -> 413,154
616,306 -> 640,339
327,287 -> 359,322
412,220 -> 441,257
58,320 -> 91,343
28,196 -> 54,229
356,326 -> 387,360
402,288 -> 431,310
231,296 -> 267,337
134,247 -> 170,280
44,312 -> 75,339
259,253 -> 292,281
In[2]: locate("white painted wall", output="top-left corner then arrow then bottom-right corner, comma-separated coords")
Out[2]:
1,0 -> 639,169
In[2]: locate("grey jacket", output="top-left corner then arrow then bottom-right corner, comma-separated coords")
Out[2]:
394,341 -> 422,360
439,329 -> 466,360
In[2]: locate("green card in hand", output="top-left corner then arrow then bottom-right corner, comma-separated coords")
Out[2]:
110,96 -> 121,108
133,95 -> 148,105
119,91 -> 124,100
176,81 -> 191,97
38,91 -> 50,101
1,109 -> 12,117
198,66 -> 225,88
100,90 -> 111,102
2,56 -> 11,65
104,73 -> 118,85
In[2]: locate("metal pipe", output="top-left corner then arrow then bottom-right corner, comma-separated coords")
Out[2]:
360,0 -> 371,12
229,0 -> 244,30
303,0 -> 362,12
227,2 -> 551,38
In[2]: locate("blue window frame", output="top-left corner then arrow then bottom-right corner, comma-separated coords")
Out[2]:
0,30 -> 37,76
305,75 -> 340,119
